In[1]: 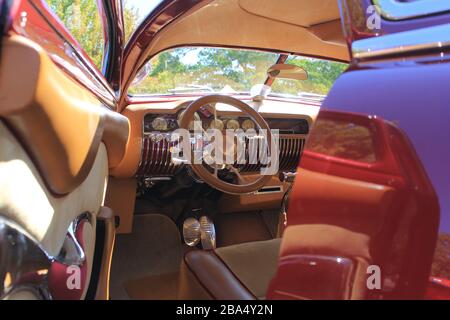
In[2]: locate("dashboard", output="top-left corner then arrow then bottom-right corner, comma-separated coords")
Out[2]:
107,98 -> 321,225
109,97 -> 320,181
143,108 -> 310,134
137,102 -> 313,178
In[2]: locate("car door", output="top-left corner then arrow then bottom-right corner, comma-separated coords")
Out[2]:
0,0 -> 129,299
267,0 -> 450,300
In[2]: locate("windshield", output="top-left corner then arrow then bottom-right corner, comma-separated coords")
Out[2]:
129,47 -> 347,98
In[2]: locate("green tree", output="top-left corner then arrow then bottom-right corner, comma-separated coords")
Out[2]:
123,0 -> 139,42
272,57 -> 347,95
306,118 -> 376,162
45,2 -> 346,95
432,233 -> 450,279
47,0 -> 139,70
47,0 -> 104,69
194,48 -> 275,89
130,47 -> 347,96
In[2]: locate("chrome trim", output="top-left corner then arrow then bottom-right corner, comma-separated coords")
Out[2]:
139,133 -> 305,176
280,171 -> 297,183
373,0 -> 450,21
54,219 -> 86,266
145,176 -> 173,182
199,216 -> 216,250
0,214 -> 91,300
2,286 -> 46,300
0,217 -> 52,300
139,133 -> 184,177
182,217 -> 201,247
352,23 -> 450,59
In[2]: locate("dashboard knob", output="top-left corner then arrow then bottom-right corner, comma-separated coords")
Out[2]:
279,171 -> 297,183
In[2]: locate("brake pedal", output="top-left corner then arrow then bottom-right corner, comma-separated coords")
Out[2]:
182,217 -> 201,247
199,216 -> 216,250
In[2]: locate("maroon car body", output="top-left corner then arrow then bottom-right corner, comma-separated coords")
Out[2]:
1,0 -> 449,300
268,0 -> 450,300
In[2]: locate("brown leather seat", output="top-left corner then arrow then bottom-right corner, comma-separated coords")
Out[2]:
178,238 -> 281,300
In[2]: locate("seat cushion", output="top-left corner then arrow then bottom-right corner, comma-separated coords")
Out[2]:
179,238 -> 281,300
215,238 -> 281,299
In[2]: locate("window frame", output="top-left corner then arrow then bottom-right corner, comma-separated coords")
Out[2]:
38,0 -> 117,107
43,0 -> 125,99
373,0 -> 450,21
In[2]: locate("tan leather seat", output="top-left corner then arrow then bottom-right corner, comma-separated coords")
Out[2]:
178,238 -> 281,300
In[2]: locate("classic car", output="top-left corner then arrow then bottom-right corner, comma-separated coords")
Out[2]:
0,0 -> 449,301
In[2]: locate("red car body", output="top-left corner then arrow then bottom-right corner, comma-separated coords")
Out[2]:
268,0 -> 450,299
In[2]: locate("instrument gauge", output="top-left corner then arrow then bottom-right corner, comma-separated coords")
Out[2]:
151,117 -> 168,131
242,119 -> 255,131
209,119 -> 224,131
226,119 -> 240,130
178,111 -> 201,130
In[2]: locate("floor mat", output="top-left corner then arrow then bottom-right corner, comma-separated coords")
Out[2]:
110,214 -> 182,300
125,272 -> 179,300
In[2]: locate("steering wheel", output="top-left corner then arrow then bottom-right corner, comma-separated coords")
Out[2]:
179,95 -> 275,194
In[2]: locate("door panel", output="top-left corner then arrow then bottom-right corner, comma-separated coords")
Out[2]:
0,122 -> 108,257
0,121 -> 108,298
0,17 -> 128,299
269,110 -> 439,299
268,0 -> 448,299
0,36 -> 129,195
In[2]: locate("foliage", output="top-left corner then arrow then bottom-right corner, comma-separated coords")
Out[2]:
274,57 -> 347,95
432,233 -> 450,279
47,0 -> 104,69
47,0 -> 139,70
123,0 -> 139,42
195,49 -> 276,90
131,48 -> 347,96
46,1 -> 347,96
306,118 -> 376,163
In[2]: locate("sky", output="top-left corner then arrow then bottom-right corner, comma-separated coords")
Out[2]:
181,48 -> 201,65
125,0 -> 163,22
122,1 -> 200,65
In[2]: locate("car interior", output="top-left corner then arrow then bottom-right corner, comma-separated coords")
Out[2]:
1,0 -> 392,300
107,0 -> 350,300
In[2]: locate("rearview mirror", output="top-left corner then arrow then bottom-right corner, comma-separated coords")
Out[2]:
267,64 -> 308,81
